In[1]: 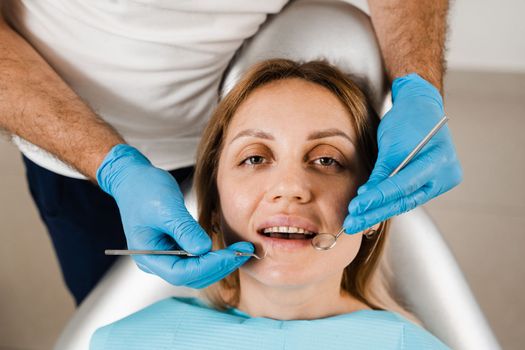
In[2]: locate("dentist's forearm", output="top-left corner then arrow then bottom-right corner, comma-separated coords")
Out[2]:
367,0 -> 448,93
0,14 -> 125,180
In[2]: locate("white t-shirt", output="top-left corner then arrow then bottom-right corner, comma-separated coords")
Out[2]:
2,0 -> 369,179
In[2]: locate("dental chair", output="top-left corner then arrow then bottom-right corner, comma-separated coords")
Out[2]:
54,1 -> 501,349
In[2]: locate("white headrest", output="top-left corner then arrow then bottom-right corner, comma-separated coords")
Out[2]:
220,0 -> 387,113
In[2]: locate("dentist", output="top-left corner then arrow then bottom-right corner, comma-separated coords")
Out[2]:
0,0 -> 461,304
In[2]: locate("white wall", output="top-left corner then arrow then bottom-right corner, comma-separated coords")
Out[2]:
447,0 -> 525,72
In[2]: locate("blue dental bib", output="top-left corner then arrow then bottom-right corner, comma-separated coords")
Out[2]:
91,297 -> 450,350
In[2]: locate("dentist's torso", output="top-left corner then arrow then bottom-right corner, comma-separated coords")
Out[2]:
2,0 -> 368,178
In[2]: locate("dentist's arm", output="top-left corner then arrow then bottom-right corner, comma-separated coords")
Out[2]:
0,13 -> 123,178
368,0 -> 448,92
344,0 -> 463,232
0,14 -> 253,287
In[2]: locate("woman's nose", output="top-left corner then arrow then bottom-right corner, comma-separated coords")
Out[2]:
264,165 -> 312,204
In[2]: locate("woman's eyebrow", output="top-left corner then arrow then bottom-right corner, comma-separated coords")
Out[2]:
229,128 -> 354,145
307,128 -> 355,145
229,129 -> 274,144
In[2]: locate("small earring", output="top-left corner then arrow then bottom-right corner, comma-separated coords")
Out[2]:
211,222 -> 221,235
363,228 -> 377,239
210,212 -> 219,234
363,228 -> 383,265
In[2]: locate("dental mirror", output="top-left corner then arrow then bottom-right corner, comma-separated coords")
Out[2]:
312,115 -> 449,251
311,227 -> 345,250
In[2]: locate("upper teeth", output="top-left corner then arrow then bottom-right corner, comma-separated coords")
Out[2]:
263,226 -> 315,234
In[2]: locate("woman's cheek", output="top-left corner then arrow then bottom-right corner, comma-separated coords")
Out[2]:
224,181 -> 257,217
326,184 -> 356,220
219,178 -> 258,239
339,234 -> 363,265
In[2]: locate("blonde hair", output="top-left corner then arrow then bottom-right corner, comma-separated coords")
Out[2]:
193,59 -> 414,320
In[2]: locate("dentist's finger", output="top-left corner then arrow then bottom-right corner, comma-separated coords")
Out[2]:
136,262 -> 154,274
349,154 -> 435,216
163,210 -> 213,256
356,158 -> 391,196
187,242 -> 255,289
139,241 -> 254,288
343,187 -> 430,234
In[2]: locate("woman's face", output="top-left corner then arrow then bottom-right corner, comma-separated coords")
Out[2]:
216,78 -> 367,288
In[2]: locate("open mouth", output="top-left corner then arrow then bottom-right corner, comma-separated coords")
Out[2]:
258,226 -> 318,240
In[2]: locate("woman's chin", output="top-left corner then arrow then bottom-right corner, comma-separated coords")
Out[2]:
241,257 -> 320,287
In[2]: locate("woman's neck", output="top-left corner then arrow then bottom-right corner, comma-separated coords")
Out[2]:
234,271 -> 371,320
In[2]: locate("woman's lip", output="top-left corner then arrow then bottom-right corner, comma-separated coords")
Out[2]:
257,233 -> 314,252
256,215 -> 319,234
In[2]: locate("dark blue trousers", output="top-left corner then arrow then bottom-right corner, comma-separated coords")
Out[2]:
22,155 -> 194,305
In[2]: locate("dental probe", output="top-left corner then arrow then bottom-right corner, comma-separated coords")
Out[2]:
105,249 -> 266,260
311,114 -> 449,251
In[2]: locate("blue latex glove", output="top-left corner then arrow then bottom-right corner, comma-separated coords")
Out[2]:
97,144 -> 254,288
344,73 -> 463,233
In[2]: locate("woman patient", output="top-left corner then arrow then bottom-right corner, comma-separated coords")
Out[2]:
91,59 -> 450,349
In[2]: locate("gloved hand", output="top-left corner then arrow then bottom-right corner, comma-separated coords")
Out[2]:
344,73 -> 463,233
97,144 -> 254,288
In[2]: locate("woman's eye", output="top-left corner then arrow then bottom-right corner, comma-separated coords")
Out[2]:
313,157 -> 340,167
242,155 -> 266,166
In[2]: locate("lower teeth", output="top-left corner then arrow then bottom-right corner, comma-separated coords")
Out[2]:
266,232 -> 314,240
